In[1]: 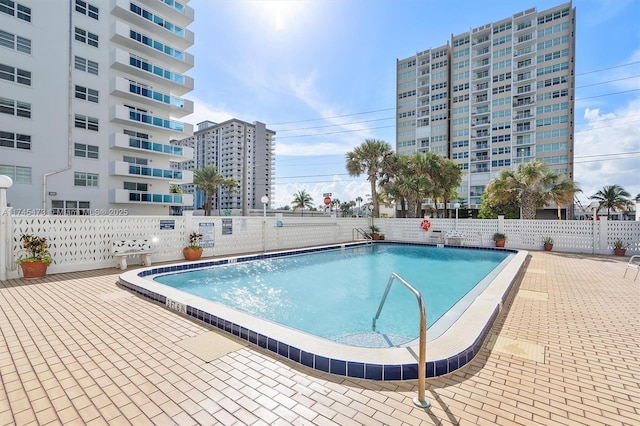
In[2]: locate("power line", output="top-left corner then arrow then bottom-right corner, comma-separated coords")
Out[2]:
275,124 -> 395,139
575,88 -> 640,101
576,75 -> 640,89
576,60 -> 640,76
265,62 -> 640,129
274,116 -> 394,132
267,107 -> 395,126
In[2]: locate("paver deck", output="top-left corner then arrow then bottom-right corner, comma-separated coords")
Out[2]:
0,251 -> 638,425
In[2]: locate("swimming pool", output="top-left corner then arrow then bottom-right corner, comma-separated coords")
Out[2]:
119,242 -> 527,380
152,244 -> 510,348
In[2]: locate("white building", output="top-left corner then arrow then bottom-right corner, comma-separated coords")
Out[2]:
396,2 -> 576,217
0,0 -> 195,215
175,119 -> 275,214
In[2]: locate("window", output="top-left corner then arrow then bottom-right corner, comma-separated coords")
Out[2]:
0,131 -> 31,149
0,30 -> 31,54
0,164 -> 31,183
74,27 -> 99,48
0,0 -> 31,22
74,172 -> 98,187
74,143 -> 99,159
492,22 -> 512,34
124,181 -> 148,191
51,200 -> 91,215
0,97 -> 30,118
74,56 -> 99,75
74,85 -> 99,103
0,63 -> 30,86
537,8 -> 570,25
75,0 -> 98,19
74,114 -> 99,131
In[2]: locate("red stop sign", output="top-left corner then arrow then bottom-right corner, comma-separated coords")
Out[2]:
323,196 -> 331,205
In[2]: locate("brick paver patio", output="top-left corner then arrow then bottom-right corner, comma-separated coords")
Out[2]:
1,251 -> 638,425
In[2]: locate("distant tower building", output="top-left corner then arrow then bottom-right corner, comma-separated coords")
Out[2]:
0,0 -> 195,214
396,2 -> 575,215
175,119 -> 275,214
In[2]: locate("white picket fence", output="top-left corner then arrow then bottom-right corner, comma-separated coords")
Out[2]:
1,212 -> 638,279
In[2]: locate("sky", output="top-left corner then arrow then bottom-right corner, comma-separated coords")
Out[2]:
185,0 -> 640,210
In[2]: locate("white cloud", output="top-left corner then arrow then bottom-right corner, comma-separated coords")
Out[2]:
574,99 -> 640,203
185,97 -> 237,127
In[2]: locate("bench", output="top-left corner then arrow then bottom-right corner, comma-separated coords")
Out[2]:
110,239 -> 154,270
446,231 -> 465,246
428,230 -> 445,244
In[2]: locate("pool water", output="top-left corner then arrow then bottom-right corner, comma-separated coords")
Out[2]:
153,244 -> 509,347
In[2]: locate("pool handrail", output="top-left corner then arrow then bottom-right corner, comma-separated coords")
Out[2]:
372,272 -> 430,408
352,227 -> 372,241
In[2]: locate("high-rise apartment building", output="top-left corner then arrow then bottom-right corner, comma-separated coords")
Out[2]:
175,119 -> 275,214
0,0 -> 195,215
396,2 -> 575,214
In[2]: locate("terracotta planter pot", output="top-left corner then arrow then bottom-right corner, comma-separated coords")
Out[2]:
371,233 -> 380,240
495,239 -> 506,248
544,243 -> 553,251
20,260 -> 48,278
183,247 -> 203,261
614,248 -> 626,256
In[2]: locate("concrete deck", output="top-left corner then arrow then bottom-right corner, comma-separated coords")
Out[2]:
1,251 -> 638,425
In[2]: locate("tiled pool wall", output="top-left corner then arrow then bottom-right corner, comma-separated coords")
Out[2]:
119,242 -> 520,381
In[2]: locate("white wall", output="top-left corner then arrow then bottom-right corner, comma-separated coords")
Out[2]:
2,214 -> 638,280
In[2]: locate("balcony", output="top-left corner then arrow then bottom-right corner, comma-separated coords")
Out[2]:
472,82 -> 489,93
471,166 -> 489,174
472,58 -> 490,70
513,111 -> 534,121
110,48 -> 194,95
110,76 -> 193,117
515,32 -> 536,46
471,106 -> 490,116
514,45 -> 536,59
110,189 -> 194,206
472,95 -> 489,105
110,0 -> 194,50
471,119 -> 490,128
111,104 -> 193,135
472,142 -> 489,151
514,125 -> 533,134
110,160 -> 194,183
110,133 -> 194,160
110,21 -> 193,73
513,97 -> 535,108
155,0 -> 195,27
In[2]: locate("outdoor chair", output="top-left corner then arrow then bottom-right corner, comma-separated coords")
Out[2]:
624,255 -> 640,281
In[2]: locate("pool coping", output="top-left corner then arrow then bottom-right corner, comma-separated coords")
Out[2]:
118,242 -> 528,381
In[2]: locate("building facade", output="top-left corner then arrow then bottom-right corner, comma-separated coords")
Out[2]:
175,119 -> 275,214
396,2 -> 575,213
0,0 -> 195,215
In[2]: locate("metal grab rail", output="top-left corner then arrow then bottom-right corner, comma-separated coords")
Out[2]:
352,227 -> 371,241
372,273 -> 430,408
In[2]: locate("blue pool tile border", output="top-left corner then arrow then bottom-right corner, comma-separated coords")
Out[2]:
118,242 -> 517,381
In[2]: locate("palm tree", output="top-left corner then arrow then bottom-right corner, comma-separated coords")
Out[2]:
355,196 -> 363,215
291,190 -> 314,217
193,165 -> 225,216
590,185 -> 632,217
549,180 -> 581,220
484,160 -> 577,219
219,177 -> 239,215
346,139 -> 393,218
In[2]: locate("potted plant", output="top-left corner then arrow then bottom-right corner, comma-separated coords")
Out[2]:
543,236 -> 554,251
369,224 -> 380,240
613,239 -> 629,256
493,232 -> 507,248
17,233 -> 53,278
183,231 -> 203,261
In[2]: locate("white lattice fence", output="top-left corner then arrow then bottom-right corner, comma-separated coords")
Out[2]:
3,214 -> 639,279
